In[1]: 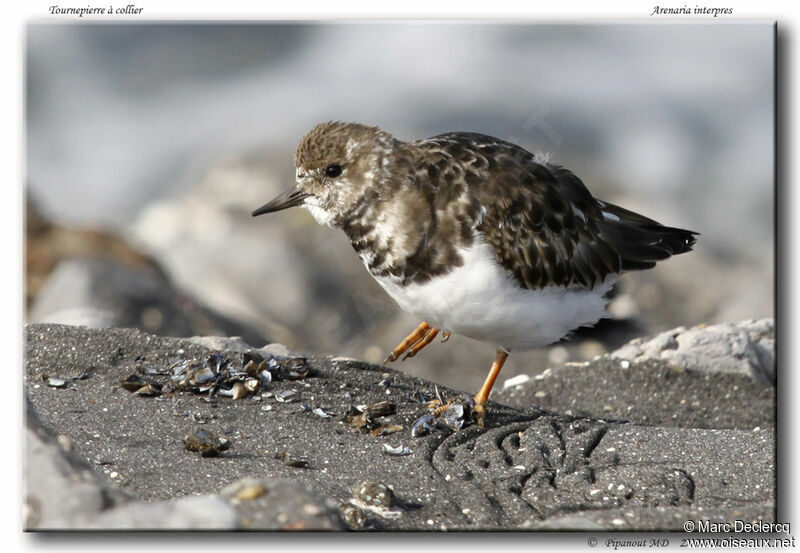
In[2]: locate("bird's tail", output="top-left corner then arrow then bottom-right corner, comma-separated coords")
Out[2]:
595,201 -> 698,272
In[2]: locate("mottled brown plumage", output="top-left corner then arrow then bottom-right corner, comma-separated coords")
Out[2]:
279,122 -> 697,290
252,121 -> 698,427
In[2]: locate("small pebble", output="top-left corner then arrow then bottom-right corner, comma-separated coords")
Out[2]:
303,504 -> 322,516
47,377 -> 67,388
503,374 -> 531,389
56,435 -> 73,452
234,483 -> 267,501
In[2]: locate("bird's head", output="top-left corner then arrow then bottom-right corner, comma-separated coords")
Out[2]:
252,121 -> 399,227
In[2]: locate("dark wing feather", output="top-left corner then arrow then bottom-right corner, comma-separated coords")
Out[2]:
593,201 -> 698,271
420,132 -> 697,290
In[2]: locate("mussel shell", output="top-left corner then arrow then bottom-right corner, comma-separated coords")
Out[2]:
352,481 -> 394,509
439,403 -> 466,431
120,374 -> 145,392
183,429 -> 231,457
312,407 -> 331,419
244,378 -> 260,393
411,414 -> 436,437
275,389 -> 297,403
280,357 -> 311,380
132,383 -> 162,397
205,352 -> 227,373
241,350 -> 265,367
364,401 -> 395,418
121,374 -> 162,394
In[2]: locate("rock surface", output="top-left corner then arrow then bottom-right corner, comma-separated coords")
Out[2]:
26,192 -> 269,347
610,319 -> 775,383
497,320 -> 775,431
24,321 -> 775,531
29,256 -> 267,348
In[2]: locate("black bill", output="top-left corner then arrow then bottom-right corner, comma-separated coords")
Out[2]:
251,186 -> 310,216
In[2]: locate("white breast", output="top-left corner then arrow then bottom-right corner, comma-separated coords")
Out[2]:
373,240 -> 617,351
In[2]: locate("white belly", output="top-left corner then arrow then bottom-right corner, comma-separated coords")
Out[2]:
373,240 -> 617,351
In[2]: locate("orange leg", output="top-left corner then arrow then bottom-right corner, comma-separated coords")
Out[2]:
472,349 -> 509,428
385,322 -> 439,363
402,327 -> 440,360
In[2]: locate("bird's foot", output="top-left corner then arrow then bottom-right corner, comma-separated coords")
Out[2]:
469,349 -> 509,429
471,401 -> 486,429
384,322 -> 440,363
402,328 -> 439,360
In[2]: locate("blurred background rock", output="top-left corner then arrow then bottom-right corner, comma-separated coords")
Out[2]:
25,22 -> 774,391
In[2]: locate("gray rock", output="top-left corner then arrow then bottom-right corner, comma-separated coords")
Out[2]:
24,399 -> 132,529
87,495 -> 238,530
24,323 -> 775,531
610,318 -> 775,382
25,396 -> 240,530
188,335 -> 293,358
29,256 -> 267,346
497,319 -> 775,430
219,478 -> 345,530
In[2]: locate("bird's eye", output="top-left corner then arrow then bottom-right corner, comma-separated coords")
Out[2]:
325,164 -> 343,178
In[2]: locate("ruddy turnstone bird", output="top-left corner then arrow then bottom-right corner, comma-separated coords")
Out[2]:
252,121 -> 697,427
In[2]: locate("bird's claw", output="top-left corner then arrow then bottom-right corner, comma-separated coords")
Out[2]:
471,403 -> 486,429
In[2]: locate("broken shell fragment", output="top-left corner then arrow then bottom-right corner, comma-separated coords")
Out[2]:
46,376 -> 67,388
258,369 -> 272,385
244,378 -> 260,393
275,389 -> 297,403
275,451 -> 309,468
353,481 -> 394,510
120,374 -> 146,392
408,390 -> 431,404
370,424 -> 403,437
363,401 -> 395,417
231,382 -> 246,400
339,503 -> 367,530
345,401 -> 398,433
412,394 -> 475,436
411,414 -> 436,438
280,357 -> 311,380
382,444 -> 411,456
140,366 -> 164,376
439,403 -> 466,431
183,429 -> 231,457
132,383 -> 162,397
120,374 -> 162,396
